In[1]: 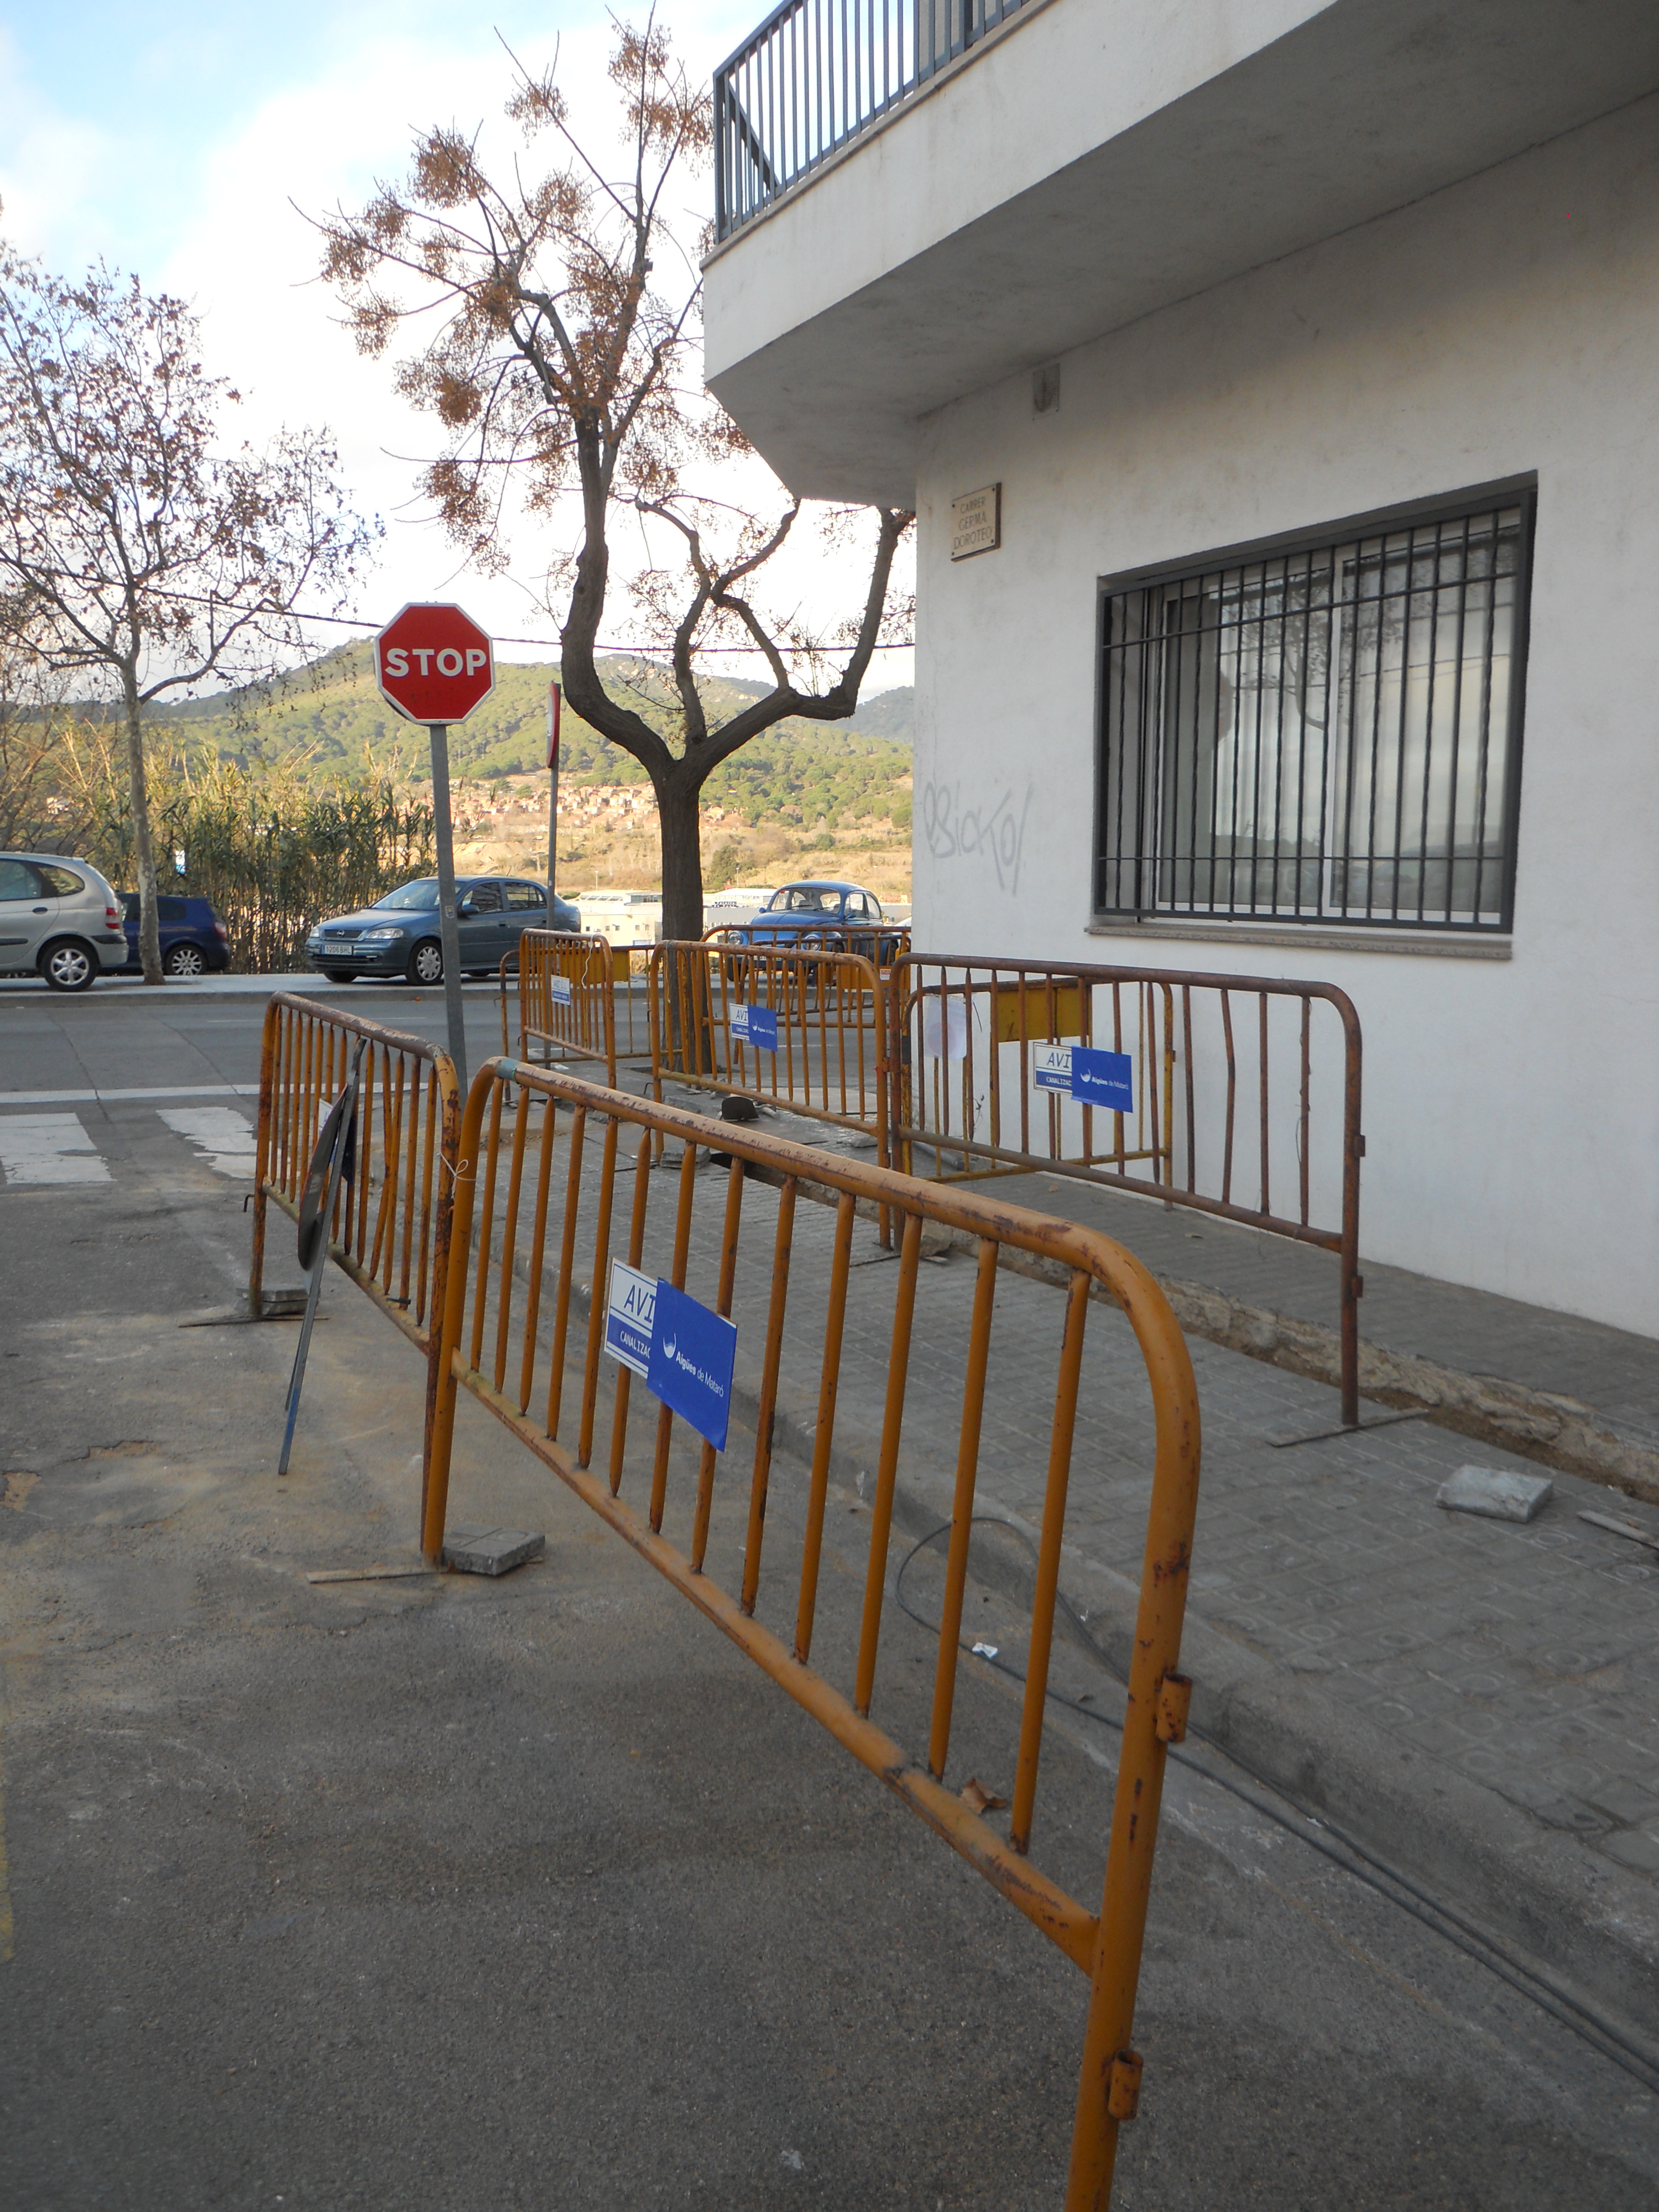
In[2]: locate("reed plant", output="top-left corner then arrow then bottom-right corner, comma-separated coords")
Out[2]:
59,726 -> 434,971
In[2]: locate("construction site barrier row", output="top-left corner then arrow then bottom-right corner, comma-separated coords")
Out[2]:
422,1056 -> 1203,2208
703,919 -> 911,975
888,954 -> 1364,1427
648,938 -> 889,1161
497,928 -> 644,1086
250,993 -> 461,1439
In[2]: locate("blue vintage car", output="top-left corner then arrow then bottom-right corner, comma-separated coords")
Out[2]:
726,879 -> 905,966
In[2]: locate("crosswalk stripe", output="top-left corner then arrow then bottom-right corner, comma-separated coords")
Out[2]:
0,1113 -> 113,1187
0,1082 -> 261,1107
159,1106 -> 258,1179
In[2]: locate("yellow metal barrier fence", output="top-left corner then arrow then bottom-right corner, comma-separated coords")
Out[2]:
251,991 -> 461,1441
496,928 -> 627,1083
423,1059 -> 1202,2207
703,919 -> 911,977
649,938 -> 888,1159
890,953 -> 1364,1425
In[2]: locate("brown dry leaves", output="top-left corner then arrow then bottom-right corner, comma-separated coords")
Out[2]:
960,1778 -> 1009,1816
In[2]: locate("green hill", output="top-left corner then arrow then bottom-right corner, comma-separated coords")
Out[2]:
148,645 -> 912,832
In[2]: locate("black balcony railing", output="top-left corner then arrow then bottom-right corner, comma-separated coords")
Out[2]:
714,0 -> 1030,238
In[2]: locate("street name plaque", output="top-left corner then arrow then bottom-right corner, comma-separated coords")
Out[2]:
950,483 -> 1001,560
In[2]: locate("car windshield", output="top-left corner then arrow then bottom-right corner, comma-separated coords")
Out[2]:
373,880 -> 441,911
768,886 -> 842,915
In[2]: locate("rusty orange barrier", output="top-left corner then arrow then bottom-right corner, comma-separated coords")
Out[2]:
649,938 -> 888,1160
251,992 -> 461,1442
423,1057 -> 1202,2206
497,928 -> 624,1083
704,918 -> 911,976
890,953 -> 1364,1426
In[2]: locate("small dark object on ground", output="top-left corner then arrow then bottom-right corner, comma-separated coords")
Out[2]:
719,1095 -> 760,1123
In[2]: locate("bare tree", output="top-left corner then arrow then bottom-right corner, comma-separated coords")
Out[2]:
317,18 -> 911,940
0,249 -> 378,981
0,644 -> 85,853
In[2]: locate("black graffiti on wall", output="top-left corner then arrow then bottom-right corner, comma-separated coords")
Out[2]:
920,780 -> 1033,897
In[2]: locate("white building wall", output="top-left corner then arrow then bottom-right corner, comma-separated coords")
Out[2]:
911,95 -> 1659,1336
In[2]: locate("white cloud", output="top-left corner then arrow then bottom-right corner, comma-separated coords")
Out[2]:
0,26 -> 121,268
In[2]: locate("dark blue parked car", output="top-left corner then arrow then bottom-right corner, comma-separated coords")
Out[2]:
119,893 -> 232,977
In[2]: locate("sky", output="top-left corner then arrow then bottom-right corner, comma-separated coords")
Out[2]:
0,1 -> 912,690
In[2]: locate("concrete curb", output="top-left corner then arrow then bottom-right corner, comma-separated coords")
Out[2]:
1155,1274 -> 1659,1507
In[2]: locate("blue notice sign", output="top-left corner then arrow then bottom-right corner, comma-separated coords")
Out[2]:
1071,1047 -> 1134,1113
1032,1042 -> 1072,1093
604,1259 -> 656,1378
646,1279 -> 738,1451
730,1001 -> 778,1053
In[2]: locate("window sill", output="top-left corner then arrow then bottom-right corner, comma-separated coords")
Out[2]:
1086,917 -> 1513,961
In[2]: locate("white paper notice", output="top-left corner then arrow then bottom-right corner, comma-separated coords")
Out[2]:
921,996 -> 969,1062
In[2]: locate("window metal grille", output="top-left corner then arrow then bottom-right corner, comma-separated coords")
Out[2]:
1095,493 -> 1532,931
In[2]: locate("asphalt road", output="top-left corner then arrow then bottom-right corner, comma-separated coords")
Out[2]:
0,973 -> 513,1098
2,983 -> 1657,2208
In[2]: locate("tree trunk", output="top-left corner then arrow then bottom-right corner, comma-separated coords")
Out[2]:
658,770 -> 705,943
124,686 -> 164,985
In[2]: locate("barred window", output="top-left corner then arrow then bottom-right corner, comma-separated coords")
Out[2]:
1095,491 -> 1533,931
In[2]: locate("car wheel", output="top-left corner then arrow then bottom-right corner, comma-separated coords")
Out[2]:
40,938 -> 97,993
163,942 -> 207,978
407,939 -> 443,985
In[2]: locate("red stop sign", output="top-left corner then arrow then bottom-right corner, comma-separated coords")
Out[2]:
373,602 -> 495,724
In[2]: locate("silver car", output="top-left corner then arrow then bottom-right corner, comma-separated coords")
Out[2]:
0,852 -> 129,992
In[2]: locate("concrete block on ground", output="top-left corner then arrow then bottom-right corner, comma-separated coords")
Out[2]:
1436,1464 -> 1554,1522
442,1525 -> 546,1575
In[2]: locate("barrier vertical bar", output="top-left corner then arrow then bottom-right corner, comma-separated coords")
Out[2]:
249,998 -> 276,1318
927,1237 -> 998,1780
854,1209 -> 924,1714
741,1176 -> 797,1614
795,1191 -> 855,1661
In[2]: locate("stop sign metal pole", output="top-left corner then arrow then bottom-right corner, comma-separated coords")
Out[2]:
428,721 -> 468,1098
546,680 -> 561,932
372,602 -> 494,1101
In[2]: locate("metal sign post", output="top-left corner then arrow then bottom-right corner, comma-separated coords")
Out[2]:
371,599 -> 497,1102
427,719 -> 468,1099
278,1036 -> 368,1476
546,679 -> 561,933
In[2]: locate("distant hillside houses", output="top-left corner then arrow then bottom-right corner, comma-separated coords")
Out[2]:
559,782 -> 660,826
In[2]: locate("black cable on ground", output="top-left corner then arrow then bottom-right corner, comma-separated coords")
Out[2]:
894,1516 -> 1659,2099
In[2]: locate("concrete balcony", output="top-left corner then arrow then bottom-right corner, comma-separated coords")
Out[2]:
704,0 -> 1659,507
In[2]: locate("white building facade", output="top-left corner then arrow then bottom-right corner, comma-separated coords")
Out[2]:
705,0 -> 1659,1337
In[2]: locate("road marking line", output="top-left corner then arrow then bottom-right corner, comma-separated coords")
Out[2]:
0,1113 -> 112,1186
0,1083 -> 261,1106
160,1106 -> 258,1180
